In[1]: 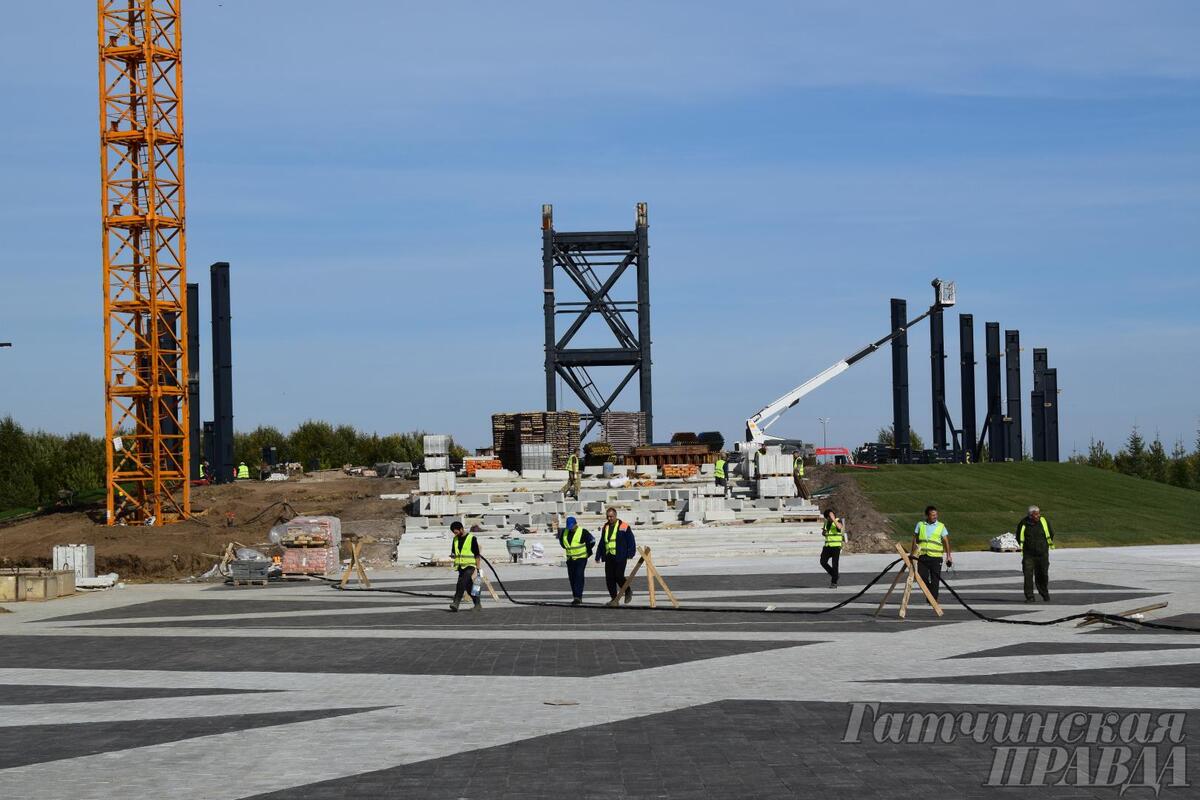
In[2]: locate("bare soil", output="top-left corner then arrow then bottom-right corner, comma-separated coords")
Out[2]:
807,465 -> 896,554
0,471 -> 413,581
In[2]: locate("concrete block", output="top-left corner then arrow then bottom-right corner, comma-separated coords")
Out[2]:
474,469 -> 511,480
683,512 -> 702,523
460,493 -> 490,504
631,465 -> 659,478
563,501 -> 584,515
417,495 -> 458,516
456,503 -> 489,515
541,492 -> 565,503
580,490 -> 610,502
648,489 -> 672,501
483,515 -> 507,528
418,471 -> 457,493
583,466 -> 604,476
406,515 -> 430,529
616,490 -> 641,502
521,470 -> 545,480
699,463 -> 715,475
633,500 -> 667,512
653,510 -> 679,524
544,469 -> 568,481
585,501 -> 605,514
509,513 -> 532,526
704,508 -> 736,522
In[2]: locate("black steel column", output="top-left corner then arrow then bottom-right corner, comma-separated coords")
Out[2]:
635,202 -> 653,441
542,205 -> 557,412
985,322 -> 1004,462
1043,368 -> 1060,462
1005,329 -> 1023,461
210,262 -> 234,484
186,283 -> 201,480
890,299 -> 910,463
958,314 -> 977,460
929,307 -> 947,452
1031,347 -> 1048,462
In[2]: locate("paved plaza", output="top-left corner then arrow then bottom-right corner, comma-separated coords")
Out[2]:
2,545 -> 1199,798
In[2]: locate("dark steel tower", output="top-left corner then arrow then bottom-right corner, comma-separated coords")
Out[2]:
985,322 -> 1005,462
1005,329 -> 1023,461
1031,347 -> 1048,461
958,314 -> 977,460
542,204 -> 653,440
210,262 -> 234,484
929,307 -> 947,452
186,283 -> 201,480
890,298 -> 911,463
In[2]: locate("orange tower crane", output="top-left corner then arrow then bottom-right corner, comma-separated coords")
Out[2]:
98,0 -> 189,525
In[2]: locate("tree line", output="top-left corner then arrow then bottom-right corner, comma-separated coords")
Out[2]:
1070,426 -> 1200,491
0,416 -> 463,513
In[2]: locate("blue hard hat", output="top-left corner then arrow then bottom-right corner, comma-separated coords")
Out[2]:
565,516 -> 577,528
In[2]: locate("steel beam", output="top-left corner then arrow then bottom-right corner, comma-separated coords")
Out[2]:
1043,367 -> 1060,462
186,283 -> 200,480
1031,347 -> 1048,461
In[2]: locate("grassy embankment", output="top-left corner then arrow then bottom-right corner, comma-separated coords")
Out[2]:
850,462 -> 1200,551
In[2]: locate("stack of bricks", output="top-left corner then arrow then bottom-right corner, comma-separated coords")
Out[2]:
464,458 -> 502,477
663,464 -> 699,478
491,411 -> 581,470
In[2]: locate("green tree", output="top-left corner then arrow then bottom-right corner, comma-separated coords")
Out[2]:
876,425 -> 925,451
1085,438 -> 1116,471
234,425 -> 287,469
1115,425 -> 1146,479
1146,435 -> 1169,484
0,416 -> 38,509
1168,440 -> 1194,489
287,420 -> 337,470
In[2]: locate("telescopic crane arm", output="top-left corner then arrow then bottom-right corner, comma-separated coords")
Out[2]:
744,279 -> 956,446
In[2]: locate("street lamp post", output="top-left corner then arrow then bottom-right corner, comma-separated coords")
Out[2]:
818,417 -> 829,464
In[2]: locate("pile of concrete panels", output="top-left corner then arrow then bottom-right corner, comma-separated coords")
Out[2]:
423,434 -> 450,471
412,470 -> 459,516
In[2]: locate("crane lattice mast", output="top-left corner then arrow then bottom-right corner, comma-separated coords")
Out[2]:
98,0 -> 189,524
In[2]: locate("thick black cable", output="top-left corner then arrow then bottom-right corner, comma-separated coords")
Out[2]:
335,555 -> 906,615
940,577 -> 1200,633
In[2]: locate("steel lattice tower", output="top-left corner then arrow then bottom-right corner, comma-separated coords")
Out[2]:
99,0 -> 189,524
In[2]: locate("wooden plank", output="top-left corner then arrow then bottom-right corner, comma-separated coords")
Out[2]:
1075,601 -> 1168,628
874,565 -> 908,617
643,548 -> 679,609
612,555 -> 645,607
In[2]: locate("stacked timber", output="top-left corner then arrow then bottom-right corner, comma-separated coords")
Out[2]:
491,411 -> 581,470
629,444 -> 715,467
601,411 -> 647,456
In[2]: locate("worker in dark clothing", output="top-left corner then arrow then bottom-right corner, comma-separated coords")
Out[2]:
559,516 -> 595,605
819,508 -> 846,588
910,505 -> 953,601
448,521 -> 482,612
1017,505 -> 1055,602
596,506 -> 637,605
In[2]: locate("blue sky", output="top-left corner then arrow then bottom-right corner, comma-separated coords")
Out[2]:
1,1 -> 1198,455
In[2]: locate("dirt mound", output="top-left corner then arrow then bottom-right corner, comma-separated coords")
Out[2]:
0,472 -> 412,581
807,465 -> 896,554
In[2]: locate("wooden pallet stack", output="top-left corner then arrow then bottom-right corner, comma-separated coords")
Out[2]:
628,444 -> 715,466
601,411 -> 647,456
491,411 -> 581,470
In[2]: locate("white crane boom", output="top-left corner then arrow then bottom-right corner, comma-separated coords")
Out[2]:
743,279 -> 956,449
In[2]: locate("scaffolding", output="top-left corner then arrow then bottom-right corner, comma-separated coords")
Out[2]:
99,0 -> 189,524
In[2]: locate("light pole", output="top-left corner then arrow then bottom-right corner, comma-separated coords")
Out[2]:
818,417 -> 829,463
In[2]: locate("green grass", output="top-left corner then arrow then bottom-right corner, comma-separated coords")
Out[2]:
850,462 -> 1200,551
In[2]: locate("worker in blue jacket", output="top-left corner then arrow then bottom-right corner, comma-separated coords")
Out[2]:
559,516 -> 595,605
596,506 -> 637,605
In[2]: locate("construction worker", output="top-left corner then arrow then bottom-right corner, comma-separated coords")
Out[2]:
448,521 -> 482,612
198,459 -> 207,481
596,507 -> 636,605
910,505 -> 953,601
559,515 -> 594,605
236,461 -> 250,480
793,453 -> 810,500
563,449 -> 581,499
1017,504 -> 1055,602
819,508 -> 845,588
713,453 -> 728,494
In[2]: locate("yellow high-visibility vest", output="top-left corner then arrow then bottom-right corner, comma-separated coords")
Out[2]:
916,521 -> 946,558
561,528 -> 588,560
452,534 -> 477,569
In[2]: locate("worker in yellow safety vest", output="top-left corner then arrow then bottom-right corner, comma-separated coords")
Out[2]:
236,462 -> 250,480
596,507 -> 637,604
1017,505 -> 1055,603
819,508 -> 846,588
562,450 -> 581,499
910,505 -> 953,600
793,454 -> 810,500
714,453 -> 728,494
448,521 -> 482,612
559,516 -> 595,605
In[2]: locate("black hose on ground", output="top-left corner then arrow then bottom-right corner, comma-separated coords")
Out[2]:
939,577 -> 1200,633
